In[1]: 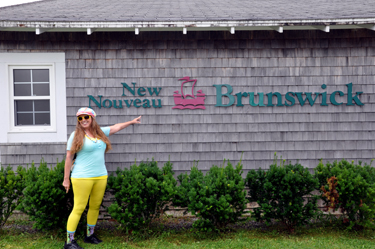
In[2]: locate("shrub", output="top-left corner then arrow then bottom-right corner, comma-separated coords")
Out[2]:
174,160 -> 247,232
315,159 -> 375,229
107,159 -> 177,233
246,154 -> 319,233
0,165 -> 26,229
321,176 -> 339,210
20,159 -> 75,231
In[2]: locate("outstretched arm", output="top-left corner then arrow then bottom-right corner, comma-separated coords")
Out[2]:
109,116 -> 141,136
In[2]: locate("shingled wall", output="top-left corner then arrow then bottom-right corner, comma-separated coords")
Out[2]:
1,30 -> 374,174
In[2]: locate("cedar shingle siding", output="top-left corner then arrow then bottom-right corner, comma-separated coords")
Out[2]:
1,30 -> 374,173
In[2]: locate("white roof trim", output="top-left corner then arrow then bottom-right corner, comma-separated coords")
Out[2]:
357,24 -> 375,31
1,18 -> 375,33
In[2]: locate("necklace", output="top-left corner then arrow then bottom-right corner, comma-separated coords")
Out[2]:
84,131 -> 98,143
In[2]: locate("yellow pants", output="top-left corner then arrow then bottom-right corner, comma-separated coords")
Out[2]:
67,176 -> 107,233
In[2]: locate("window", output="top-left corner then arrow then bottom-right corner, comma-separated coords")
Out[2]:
0,53 -> 67,143
9,65 -> 56,131
12,67 -> 52,126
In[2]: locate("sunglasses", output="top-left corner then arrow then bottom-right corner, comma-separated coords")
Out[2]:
77,115 -> 91,122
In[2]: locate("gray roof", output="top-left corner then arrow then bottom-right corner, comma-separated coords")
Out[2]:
0,0 -> 375,33
1,0 -> 375,22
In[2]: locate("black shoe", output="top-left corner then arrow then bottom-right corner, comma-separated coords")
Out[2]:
64,240 -> 84,249
84,234 -> 103,244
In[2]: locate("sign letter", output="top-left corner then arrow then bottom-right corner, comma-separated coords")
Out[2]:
213,84 -> 235,107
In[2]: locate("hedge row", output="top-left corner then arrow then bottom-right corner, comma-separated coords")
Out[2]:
1,154 -> 375,234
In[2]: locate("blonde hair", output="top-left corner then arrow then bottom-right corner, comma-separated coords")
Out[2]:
70,117 -> 112,154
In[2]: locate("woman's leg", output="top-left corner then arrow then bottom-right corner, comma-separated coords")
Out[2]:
86,178 -> 107,232
67,179 -> 94,238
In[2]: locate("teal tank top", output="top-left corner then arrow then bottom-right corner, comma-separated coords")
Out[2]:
66,127 -> 110,178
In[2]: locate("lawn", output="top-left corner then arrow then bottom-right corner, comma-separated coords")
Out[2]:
1,217 -> 375,249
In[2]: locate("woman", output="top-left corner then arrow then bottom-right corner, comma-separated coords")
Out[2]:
62,107 -> 141,249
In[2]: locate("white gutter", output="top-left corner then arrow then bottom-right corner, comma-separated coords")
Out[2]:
0,18 -> 375,34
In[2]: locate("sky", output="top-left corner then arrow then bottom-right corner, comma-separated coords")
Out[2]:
0,0 -> 40,8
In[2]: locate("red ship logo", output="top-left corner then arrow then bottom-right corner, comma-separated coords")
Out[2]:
172,77 -> 206,110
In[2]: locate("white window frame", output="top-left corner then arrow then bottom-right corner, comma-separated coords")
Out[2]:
0,53 -> 67,144
9,64 -> 56,132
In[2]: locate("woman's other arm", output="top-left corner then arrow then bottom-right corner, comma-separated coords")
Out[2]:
62,150 -> 75,193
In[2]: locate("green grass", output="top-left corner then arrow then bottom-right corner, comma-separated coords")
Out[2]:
1,219 -> 375,249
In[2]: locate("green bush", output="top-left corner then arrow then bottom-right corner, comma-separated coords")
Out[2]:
107,159 -> 177,233
174,160 -> 247,232
0,165 -> 26,229
20,159 -> 75,231
315,159 -> 375,229
246,154 -> 319,233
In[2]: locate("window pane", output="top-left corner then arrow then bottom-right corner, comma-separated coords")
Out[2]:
34,100 -> 50,111
32,69 -> 49,82
15,100 -> 33,112
14,84 -> 32,96
14,69 -> 31,82
16,113 -> 33,125
33,84 -> 50,96
35,113 -> 50,125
